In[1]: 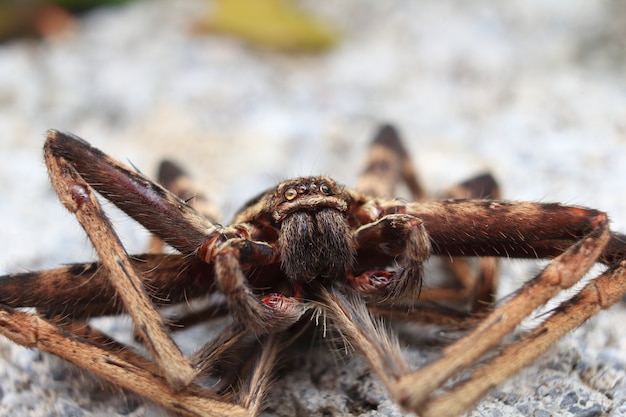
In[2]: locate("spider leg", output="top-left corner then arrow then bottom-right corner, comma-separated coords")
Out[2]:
209,237 -> 308,333
390,199 -> 625,262
351,126 -> 434,303
188,323 -> 281,413
0,305 -> 253,417
348,196 -> 624,413
72,315 -> 281,417
157,159 -> 221,223
45,130 -> 218,255
44,137 -> 196,389
45,131 -> 300,335
393,206 -> 611,414
424,172 -> 501,311
354,125 -> 499,310
165,301 -> 230,331
357,123 -> 424,201
149,159 -> 221,253
144,157 -> 234,334
368,303 -> 483,330
66,297 -> 280,416
319,286 -> 411,389
353,213 -> 431,301
418,259 -> 626,417
237,333 -> 283,412
191,325 -> 249,382
0,254 -> 214,319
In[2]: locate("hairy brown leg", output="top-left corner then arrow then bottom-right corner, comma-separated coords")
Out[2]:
354,125 -> 500,311
0,254 -> 214,318
46,131 -> 304,336
353,213 -> 431,301
394,210 -> 610,413
357,123 -> 424,201
157,159 -> 221,223
350,124 -> 431,303
319,286 -> 411,389
368,303 -> 482,330
44,136 -> 196,389
428,172 -> 501,311
38,131 -> 288,414
0,305 -> 252,417
210,237 -> 308,333
345,191 -> 626,413
145,160 -> 285,408
45,130 -> 217,255
393,199 -> 625,262
145,158 -> 232,335
149,159 -> 221,253
419,259 -> 626,417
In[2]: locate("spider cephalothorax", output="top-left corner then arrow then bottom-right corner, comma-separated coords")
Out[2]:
1,125 -> 625,417
271,176 -> 357,283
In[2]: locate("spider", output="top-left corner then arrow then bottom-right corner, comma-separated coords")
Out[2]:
1,125 -> 625,417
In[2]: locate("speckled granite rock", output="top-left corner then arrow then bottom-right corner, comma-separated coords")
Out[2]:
0,1 -> 625,416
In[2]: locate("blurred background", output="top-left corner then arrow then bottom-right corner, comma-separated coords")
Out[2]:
0,1 -> 625,416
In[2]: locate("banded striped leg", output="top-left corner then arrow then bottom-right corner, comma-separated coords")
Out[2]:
377,198 -> 625,416
44,134 -> 196,390
418,260 -> 626,417
353,124 -> 500,312
40,131 -> 302,415
431,172 -> 501,311
149,159 -> 221,254
0,305 -> 253,417
357,124 -> 425,200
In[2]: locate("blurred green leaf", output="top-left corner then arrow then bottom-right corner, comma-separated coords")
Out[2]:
200,0 -> 338,52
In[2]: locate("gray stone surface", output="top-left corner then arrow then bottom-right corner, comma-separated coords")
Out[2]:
0,0 -> 625,416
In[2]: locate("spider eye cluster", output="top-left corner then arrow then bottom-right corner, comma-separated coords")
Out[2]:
285,188 -> 297,200
283,181 -> 332,201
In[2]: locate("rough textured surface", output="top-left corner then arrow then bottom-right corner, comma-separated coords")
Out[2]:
0,1 -> 625,416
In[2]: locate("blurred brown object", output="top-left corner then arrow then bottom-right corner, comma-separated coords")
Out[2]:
0,0 -> 133,41
0,1 -> 72,40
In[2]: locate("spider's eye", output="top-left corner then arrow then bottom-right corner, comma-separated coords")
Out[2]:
320,184 -> 331,194
284,188 -> 297,201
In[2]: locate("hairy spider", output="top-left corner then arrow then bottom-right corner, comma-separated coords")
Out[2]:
1,125 -> 625,417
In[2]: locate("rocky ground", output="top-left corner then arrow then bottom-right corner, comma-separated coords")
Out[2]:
0,1 -> 625,416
